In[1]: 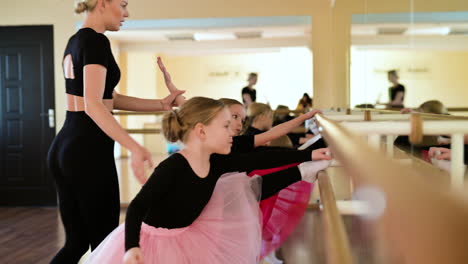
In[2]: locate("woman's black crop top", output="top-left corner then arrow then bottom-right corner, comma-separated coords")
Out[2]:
63,28 -> 120,99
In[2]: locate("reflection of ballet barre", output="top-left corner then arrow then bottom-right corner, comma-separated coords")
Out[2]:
353,108 -> 468,120
310,111 -> 466,186
333,116 -> 467,188
278,108 -> 353,115
314,113 -> 468,264
324,113 -> 468,121
447,107 -> 468,112
126,129 -> 161,134
275,109 -> 309,115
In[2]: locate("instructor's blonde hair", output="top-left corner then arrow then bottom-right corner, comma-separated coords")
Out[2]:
75,0 -> 110,14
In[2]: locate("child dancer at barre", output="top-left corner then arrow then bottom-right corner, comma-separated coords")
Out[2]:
220,98 -> 327,263
85,97 -> 330,264
163,59 -> 328,263
158,58 -> 329,263
219,98 -> 323,151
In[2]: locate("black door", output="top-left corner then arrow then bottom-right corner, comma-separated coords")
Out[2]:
0,26 -> 56,206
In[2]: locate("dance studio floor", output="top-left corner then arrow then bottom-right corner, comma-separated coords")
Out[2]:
1,155 -> 394,264
0,207 -> 126,264
0,155 -> 153,264
0,206 -> 389,264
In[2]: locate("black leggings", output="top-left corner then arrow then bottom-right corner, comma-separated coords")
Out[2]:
47,111 -> 120,264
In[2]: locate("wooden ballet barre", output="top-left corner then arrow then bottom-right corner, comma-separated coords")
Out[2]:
414,112 -> 468,120
353,108 -> 468,120
315,112 -> 458,182
354,108 -> 400,115
286,108 -> 355,116
338,119 -> 468,135
114,111 -> 167,116
325,114 -> 407,121
126,129 -> 161,134
314,113 -> 468,263
447,107 -> 468,112
325,113 -> 468,122
320,110 -> 364,116
334,114 -> 467,187
317,170 -> 354,264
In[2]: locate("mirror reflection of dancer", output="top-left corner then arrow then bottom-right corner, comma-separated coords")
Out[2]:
296,93 -> 313,113
242,72 -> 258,108
84,97 -> 331,264
47,1 -> 183,263
388,70 -> 405,108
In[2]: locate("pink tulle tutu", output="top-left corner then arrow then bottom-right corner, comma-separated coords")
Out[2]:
248,163 -> 313,258
85,172 -> 262,264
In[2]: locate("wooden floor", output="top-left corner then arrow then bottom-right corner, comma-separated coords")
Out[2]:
0,153 -> 409,264
281,210 -> 402,264
0,206 -> 392,264
0,155 -> 159,264
0,207 -> 63,264
0,207 -> 126,264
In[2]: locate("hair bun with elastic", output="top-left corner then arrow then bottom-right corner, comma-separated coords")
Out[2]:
75,1 -> 88,14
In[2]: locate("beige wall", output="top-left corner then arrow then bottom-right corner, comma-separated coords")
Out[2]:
117,49 -> 312,154
125,51 -> 158,146
155,48 -> 312,110
125,0 -> 468,19
351,49 -> 468,108
1,0 -> 467,129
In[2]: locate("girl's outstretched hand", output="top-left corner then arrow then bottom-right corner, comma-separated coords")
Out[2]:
157,57 -> 186,106
429,147 -> 451,161
311,148 -> 332,161
302,109 -> 321,120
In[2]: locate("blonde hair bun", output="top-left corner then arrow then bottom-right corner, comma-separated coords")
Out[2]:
162,97 -> 225,143
74,2 -> 88,14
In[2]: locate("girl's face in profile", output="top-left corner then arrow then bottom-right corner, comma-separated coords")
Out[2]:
228,104 -> 246,136
202,108 -> 234,154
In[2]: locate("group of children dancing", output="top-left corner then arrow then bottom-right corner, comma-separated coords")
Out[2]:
49,1 -> 333,263
49,1 -> 467,264
86,96 -> 331,264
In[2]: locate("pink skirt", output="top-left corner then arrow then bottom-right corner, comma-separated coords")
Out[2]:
85,172 -> 262,264
248,163 -> 313,258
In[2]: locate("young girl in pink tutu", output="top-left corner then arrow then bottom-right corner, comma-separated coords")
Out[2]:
219,98 -> 327,263
85,97 -> 330,264
158,61 -> 329,263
